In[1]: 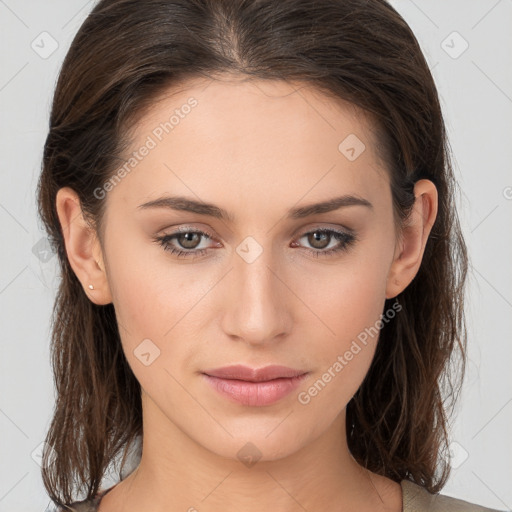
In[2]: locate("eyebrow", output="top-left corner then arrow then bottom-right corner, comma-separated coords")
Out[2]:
137,194 -> 373,222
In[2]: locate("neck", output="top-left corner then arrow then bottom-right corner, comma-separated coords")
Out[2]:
99,392 -> 401,512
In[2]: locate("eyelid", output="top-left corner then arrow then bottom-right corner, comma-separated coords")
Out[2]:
159,222 -> 355,242
292,222 -> 356,241
155,223 -> 357,257
160,225 -> 217,240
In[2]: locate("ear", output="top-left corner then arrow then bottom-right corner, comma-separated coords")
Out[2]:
385,179 -> 438,299
55,187 -> 112,305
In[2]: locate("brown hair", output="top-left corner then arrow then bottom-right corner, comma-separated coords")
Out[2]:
37,0 -> 468,506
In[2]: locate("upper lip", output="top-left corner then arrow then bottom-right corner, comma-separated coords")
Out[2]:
203,365 -> 308,382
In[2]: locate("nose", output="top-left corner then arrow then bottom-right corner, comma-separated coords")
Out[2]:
220,245 -> 293,347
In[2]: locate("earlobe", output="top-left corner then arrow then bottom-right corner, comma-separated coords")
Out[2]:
55,187 -> 112,305
385,179 -> 438,299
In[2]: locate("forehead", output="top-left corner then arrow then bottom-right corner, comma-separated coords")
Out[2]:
111,76 -> 389,215
134,75 -> 378,151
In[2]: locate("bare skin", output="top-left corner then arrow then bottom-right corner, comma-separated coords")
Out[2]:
56,75 -> 437,512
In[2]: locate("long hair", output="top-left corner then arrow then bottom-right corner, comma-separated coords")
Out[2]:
37,0 -> 468,506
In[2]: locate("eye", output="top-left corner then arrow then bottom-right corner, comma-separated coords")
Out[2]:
292,228 -> 357,257
153,226 -> 357,260
152,228 -> 217,259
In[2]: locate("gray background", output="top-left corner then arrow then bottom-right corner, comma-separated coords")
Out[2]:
0,0 -> 511,510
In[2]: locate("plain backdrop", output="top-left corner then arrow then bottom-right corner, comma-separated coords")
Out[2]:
0,0 -> 511,510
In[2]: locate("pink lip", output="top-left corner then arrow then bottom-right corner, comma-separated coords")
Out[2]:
202,365 -> 309,406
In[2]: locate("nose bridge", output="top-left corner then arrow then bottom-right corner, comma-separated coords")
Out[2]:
221,236 -> 292,344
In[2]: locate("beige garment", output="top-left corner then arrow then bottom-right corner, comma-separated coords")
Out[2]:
401,480 -> 506,512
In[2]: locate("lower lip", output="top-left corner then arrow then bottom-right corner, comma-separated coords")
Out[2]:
202,373 -> 308,406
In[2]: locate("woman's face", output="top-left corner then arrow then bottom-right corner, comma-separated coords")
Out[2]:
99,76 -> 400,461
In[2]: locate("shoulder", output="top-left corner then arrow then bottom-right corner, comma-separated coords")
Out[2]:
46,502 -> 98,512
48,500 -> 100,512
401,480 -> 506,512
46,487 -> 112,512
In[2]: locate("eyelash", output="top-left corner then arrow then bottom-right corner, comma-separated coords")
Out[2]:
153,227 -> 357,260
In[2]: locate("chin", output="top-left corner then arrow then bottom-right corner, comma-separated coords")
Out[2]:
192,417 -> 317,465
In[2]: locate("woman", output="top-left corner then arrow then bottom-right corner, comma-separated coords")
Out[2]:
37,0 -> 502,511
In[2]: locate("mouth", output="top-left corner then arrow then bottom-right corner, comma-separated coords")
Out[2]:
201,365 -> 309,406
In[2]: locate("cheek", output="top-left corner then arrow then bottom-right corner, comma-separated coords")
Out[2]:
300,257 -> 389,349
105,222 -> 203,334
103,232 -> 201,377
292,251 -> 391,401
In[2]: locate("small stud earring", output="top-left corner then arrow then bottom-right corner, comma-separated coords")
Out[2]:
88,284 -> 94,290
